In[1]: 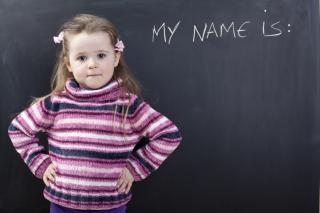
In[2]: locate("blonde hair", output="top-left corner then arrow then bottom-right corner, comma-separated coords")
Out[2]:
30,14 -> 143,135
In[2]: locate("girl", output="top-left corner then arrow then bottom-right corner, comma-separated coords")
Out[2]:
8,14 -> 182,213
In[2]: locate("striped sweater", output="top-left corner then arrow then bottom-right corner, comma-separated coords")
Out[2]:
8,78 -> 182,210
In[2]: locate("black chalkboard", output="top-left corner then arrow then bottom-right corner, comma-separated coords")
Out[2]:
1,0 -> 319,212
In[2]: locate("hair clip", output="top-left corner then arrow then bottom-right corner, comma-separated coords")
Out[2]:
114,39 -> 125,52
53,31 -> 64,44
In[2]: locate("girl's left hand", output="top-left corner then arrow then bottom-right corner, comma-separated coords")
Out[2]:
116,168 -> 134,194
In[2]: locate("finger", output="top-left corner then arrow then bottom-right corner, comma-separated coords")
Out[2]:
125,182 -> 132,194
50,169 -> 56,176
47,173 -> 55,182
43,176 -> 49,187
116,177 -> 124,188
118,182 -> 127,193
49,164 -> 56,170
117,179 -> 126,189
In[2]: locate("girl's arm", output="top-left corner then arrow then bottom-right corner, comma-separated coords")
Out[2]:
8,96 -> 55,179
126,95 -> 182,181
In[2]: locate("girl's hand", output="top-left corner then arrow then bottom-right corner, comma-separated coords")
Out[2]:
116,168 -> 134,194
43,163 -> 56,187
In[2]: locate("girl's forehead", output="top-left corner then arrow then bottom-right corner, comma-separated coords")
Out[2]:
68,31 -> 113,53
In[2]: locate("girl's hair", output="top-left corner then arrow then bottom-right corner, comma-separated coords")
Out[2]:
30,14 -> 143,135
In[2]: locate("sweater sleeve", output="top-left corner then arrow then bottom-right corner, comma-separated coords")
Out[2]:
8,96 -> 55,179
126,95 -> 182,181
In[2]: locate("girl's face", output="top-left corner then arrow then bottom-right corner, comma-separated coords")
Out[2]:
65,31 -> 120,89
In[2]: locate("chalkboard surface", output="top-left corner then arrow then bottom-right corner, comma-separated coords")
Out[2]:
0,0 -> 319,212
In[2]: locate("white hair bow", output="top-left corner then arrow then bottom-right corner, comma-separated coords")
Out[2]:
114,39 -> 125,52
53,31 -> 64,44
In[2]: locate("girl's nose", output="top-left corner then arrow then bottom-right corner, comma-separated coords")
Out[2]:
88,58 -> 98,69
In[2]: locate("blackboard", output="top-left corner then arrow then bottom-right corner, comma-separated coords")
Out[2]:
1,0 -> 319,212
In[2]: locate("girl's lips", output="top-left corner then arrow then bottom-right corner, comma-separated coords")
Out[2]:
87,74 -> 102,77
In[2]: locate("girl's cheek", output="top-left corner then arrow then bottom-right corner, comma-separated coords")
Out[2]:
75,64 -> 85,70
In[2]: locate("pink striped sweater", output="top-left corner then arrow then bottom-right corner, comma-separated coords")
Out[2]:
8,78 -> 182,210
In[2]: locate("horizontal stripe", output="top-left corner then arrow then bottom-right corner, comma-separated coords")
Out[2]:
49,131 -> 139,142
10,135 -> 38,145
47,135 -> 137,147
49,127 -> 133,138
43,190 -> 131,210
26,148 -> 46,165
49,180 -> 118,193
50,152 -> 127,164
55,176 -> 117,187
46,100 -> 129,114
161,131 -> 182,139
48,183 -> 119,197
49,140 -> 133,153
8,123 -> 18,131
131,151 -> 155,172
55,171 -> 119,181
45,186 -> 131,202
54,117 -> 131,130
139,148 -> 161,168
49,144 -> 130,160
55,94 -> 130,106
150,140 -> 177,150
145,145 -> 166,161
58,163 -> 123,174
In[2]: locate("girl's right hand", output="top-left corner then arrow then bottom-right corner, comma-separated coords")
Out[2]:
43,163 -> 56,187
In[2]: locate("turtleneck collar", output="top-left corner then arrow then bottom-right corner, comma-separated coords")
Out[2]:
64,78 -> 124,102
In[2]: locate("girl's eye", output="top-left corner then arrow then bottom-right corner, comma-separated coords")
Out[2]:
98,53 -> 106,59
77,56 -> 87,62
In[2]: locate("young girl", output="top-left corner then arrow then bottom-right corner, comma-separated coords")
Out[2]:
8,14 -> 182,213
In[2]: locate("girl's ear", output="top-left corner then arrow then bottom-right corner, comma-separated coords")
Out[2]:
64,56 -> 72,72
114,51 -> 121,67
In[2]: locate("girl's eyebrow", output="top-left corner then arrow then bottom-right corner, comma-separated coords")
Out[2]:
75,50 -> 111,56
